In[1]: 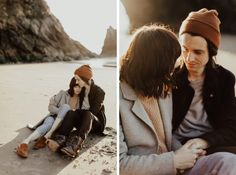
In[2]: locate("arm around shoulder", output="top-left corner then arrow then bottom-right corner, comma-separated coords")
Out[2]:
90,85 -> 105,115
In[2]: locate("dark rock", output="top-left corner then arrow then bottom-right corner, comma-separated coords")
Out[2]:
100,26 -> 116,57
0,0 -> 97,64
121,0 -> 236,34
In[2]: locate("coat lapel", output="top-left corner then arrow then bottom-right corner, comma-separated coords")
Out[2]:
120,82 -> 173,150
132,98 -> 156,132
120,82 -> 156,134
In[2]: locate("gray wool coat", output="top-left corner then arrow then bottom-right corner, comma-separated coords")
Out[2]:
28,90 -> 74,129
119,82 -> 177,175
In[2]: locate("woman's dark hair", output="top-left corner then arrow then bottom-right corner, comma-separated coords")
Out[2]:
68,77 -> 85,98
120,24 -> 181,98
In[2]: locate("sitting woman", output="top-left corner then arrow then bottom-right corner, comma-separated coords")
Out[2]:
46,65 -> 106,158
16,75 -> 85,158
119,24 -> 208,175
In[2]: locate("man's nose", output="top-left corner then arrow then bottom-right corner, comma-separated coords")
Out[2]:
186,52 -> 195,62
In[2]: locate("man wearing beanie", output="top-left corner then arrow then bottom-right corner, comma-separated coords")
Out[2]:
47,64 -> 106,158
74,64 -> 93,82
171,8 -> 236,174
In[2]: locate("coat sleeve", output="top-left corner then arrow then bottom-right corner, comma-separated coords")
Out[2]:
172,136 -> 183,151
119,120 -> 177,175
90,86 -> 105,115
48,90 -> 64,114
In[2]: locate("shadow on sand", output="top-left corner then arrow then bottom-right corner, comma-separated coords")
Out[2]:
0,127 -> 116,175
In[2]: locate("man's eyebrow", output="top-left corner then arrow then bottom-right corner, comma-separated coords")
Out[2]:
182,45 -> 204,52
194,49 -> 205,52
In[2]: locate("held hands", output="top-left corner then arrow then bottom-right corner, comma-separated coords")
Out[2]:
185,138 -> 209,150
174,141 -> 199,170
174,139 -> 207,171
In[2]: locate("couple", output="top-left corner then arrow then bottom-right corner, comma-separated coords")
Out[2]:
17,64 -> 106,158
120,9 -> 236,175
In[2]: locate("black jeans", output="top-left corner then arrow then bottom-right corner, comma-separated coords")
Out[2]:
56,110 -> 101,140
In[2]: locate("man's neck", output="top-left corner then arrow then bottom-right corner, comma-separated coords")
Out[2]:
188,69 -> 205,81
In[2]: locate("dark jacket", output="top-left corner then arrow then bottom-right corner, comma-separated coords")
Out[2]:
172,64 -> 236,147
88,80 -> 106,133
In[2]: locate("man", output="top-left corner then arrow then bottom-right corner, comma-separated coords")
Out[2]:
172,8 -> 236,174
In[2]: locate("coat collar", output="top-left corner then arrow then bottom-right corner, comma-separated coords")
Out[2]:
174,65 -> 219,95
120,82 -> 153,128
173,66 -> 189,89
120,81 -> 173,150
120,81 -> 137,101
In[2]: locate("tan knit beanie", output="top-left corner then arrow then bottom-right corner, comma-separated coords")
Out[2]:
74,64 -> 93,80
179,8 -> 221,49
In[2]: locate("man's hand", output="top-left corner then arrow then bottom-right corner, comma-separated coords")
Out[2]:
174,141 -> 200,170
186,138 -> 209,150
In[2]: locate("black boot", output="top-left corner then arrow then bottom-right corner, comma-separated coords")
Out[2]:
46,134 -> 67,152
60,135 -> 84,158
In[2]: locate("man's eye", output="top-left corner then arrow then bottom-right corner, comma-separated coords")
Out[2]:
195,51 -> 202,55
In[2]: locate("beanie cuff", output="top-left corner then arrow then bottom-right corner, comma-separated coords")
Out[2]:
180,19 -> 220,48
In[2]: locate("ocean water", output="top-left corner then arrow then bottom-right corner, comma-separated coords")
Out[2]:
72,57 -> 117,68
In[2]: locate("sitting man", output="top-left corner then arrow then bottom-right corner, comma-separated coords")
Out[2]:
172,8 -> 236,174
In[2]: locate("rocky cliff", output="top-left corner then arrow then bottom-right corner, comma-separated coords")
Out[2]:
100,26 -> 116,57
0,0 -> 96,63
121,0 -> 236,34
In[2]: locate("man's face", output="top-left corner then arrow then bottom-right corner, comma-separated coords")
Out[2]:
180,33 -> 209,74
74,74 -> 85,87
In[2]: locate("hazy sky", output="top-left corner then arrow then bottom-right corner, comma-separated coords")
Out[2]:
45,0 -> 116,54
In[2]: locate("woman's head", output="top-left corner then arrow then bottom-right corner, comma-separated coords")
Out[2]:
120,24 -> 181,98
68,77 -> 85,96
74,64 -> 92,86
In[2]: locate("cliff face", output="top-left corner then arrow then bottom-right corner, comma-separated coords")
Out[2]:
122,0 -> 236,34
0,0 -> 96,63
121,0 -> 161,33
100,26 -> 116,57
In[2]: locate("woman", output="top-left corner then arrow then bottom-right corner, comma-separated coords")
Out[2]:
46,64 -> 106,158
16,76 -> 85,158
119,24 -> 203,175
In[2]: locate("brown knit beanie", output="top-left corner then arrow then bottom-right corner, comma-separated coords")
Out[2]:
74,64 -> 93,80
179,8 -> 221,49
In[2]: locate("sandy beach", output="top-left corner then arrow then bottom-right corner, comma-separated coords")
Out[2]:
0,35 -> 236,175
0,58 -> 117,175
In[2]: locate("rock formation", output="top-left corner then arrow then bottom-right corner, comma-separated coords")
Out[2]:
0,0 -> 96,63
100,26 -> 116,57
121,0 -> 236,34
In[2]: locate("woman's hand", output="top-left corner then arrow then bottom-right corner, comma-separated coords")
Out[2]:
174,141 -> 203,170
